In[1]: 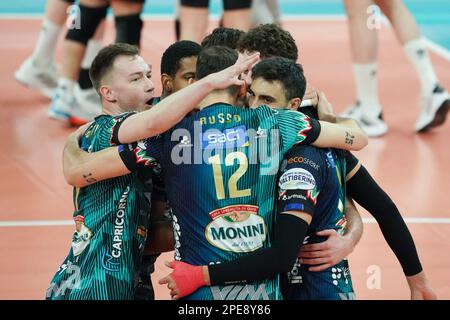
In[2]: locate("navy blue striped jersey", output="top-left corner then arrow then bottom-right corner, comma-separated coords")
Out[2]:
278,146 -> 347,244
277,145 -> 356,299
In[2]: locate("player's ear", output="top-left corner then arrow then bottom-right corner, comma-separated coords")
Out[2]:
188,77 -> 196,85
288,97 -> 301,110
99,85 -> 117,103
237,81 -> 248,98
161,73 -> 173,93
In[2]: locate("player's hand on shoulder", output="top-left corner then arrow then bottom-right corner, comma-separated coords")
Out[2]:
317,92 -> 337,123
302,86 -> 319,107
298,229 -> 354,272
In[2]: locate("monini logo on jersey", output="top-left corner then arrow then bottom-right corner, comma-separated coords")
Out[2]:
205,205 -> 266,253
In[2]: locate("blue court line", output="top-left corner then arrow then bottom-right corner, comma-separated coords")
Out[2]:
3,0 -> 450,50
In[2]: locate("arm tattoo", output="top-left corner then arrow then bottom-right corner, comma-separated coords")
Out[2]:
82,173 -> 97,184
345,132 -> 354,145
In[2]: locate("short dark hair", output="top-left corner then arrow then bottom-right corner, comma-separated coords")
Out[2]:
196,46 -> 239,95
89,43 -> 139,90
160,40 -> 202,77
196,46 -> 238,79
237,24 -> 298,61
201,27 -> 245,50
252,57 -> 306,101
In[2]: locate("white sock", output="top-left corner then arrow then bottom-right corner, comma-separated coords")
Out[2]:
57,77 -> 76,96
31,19 -> 62,67
353,63 -> 382,117
404,38 -> 439,96
81,39 -> 103,69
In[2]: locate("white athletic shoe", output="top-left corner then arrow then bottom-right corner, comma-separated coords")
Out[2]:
15,58 -> 58,98
341,101 -> 363,119
358,113 -> 388,137
416,85 -> 450,133
48,89 -> 75,122
69,86 -> 102,126
341,101 -> 387,137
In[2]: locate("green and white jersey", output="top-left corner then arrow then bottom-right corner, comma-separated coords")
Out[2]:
120,104 -> 321,300
46,114 -> 153,300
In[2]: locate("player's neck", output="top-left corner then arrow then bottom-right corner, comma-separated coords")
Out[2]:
160,90 -> 169,100
101,101 -> 130,116
198,91 -> 236,110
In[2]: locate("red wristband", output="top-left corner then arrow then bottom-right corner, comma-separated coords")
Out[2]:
169,261 -> 207,297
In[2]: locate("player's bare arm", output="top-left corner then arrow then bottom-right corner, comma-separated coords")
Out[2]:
117,52 -> 260,143
313,92 -> 368,150
63,132 -> 128,187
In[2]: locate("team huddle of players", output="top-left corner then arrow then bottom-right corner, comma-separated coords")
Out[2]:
46,24 -> 436,300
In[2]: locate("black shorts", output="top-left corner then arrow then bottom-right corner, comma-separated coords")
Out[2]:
181,0 -> 252,10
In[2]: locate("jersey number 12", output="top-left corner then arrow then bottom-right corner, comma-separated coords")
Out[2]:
208,151 -> 251,200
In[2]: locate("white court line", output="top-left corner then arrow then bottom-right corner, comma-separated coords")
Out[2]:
0,220 -> 73,227
362,217 -> 450,224
423,38 -> 450,62
380,16 -> 450,62
0,217 -> 449,227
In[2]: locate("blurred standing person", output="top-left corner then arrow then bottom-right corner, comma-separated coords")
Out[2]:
342,0 -> 450,136
251,0 -> 281,27
15,0 -> 104,100
179,0 -> 252,43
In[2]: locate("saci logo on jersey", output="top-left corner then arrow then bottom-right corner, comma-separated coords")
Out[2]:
201,125 -> 248,149
205,205 -> 266,253
279,168 -> 316,190
71,214 -> 93,256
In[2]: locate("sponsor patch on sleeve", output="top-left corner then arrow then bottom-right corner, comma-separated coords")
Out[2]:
279,168 -> 316,190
